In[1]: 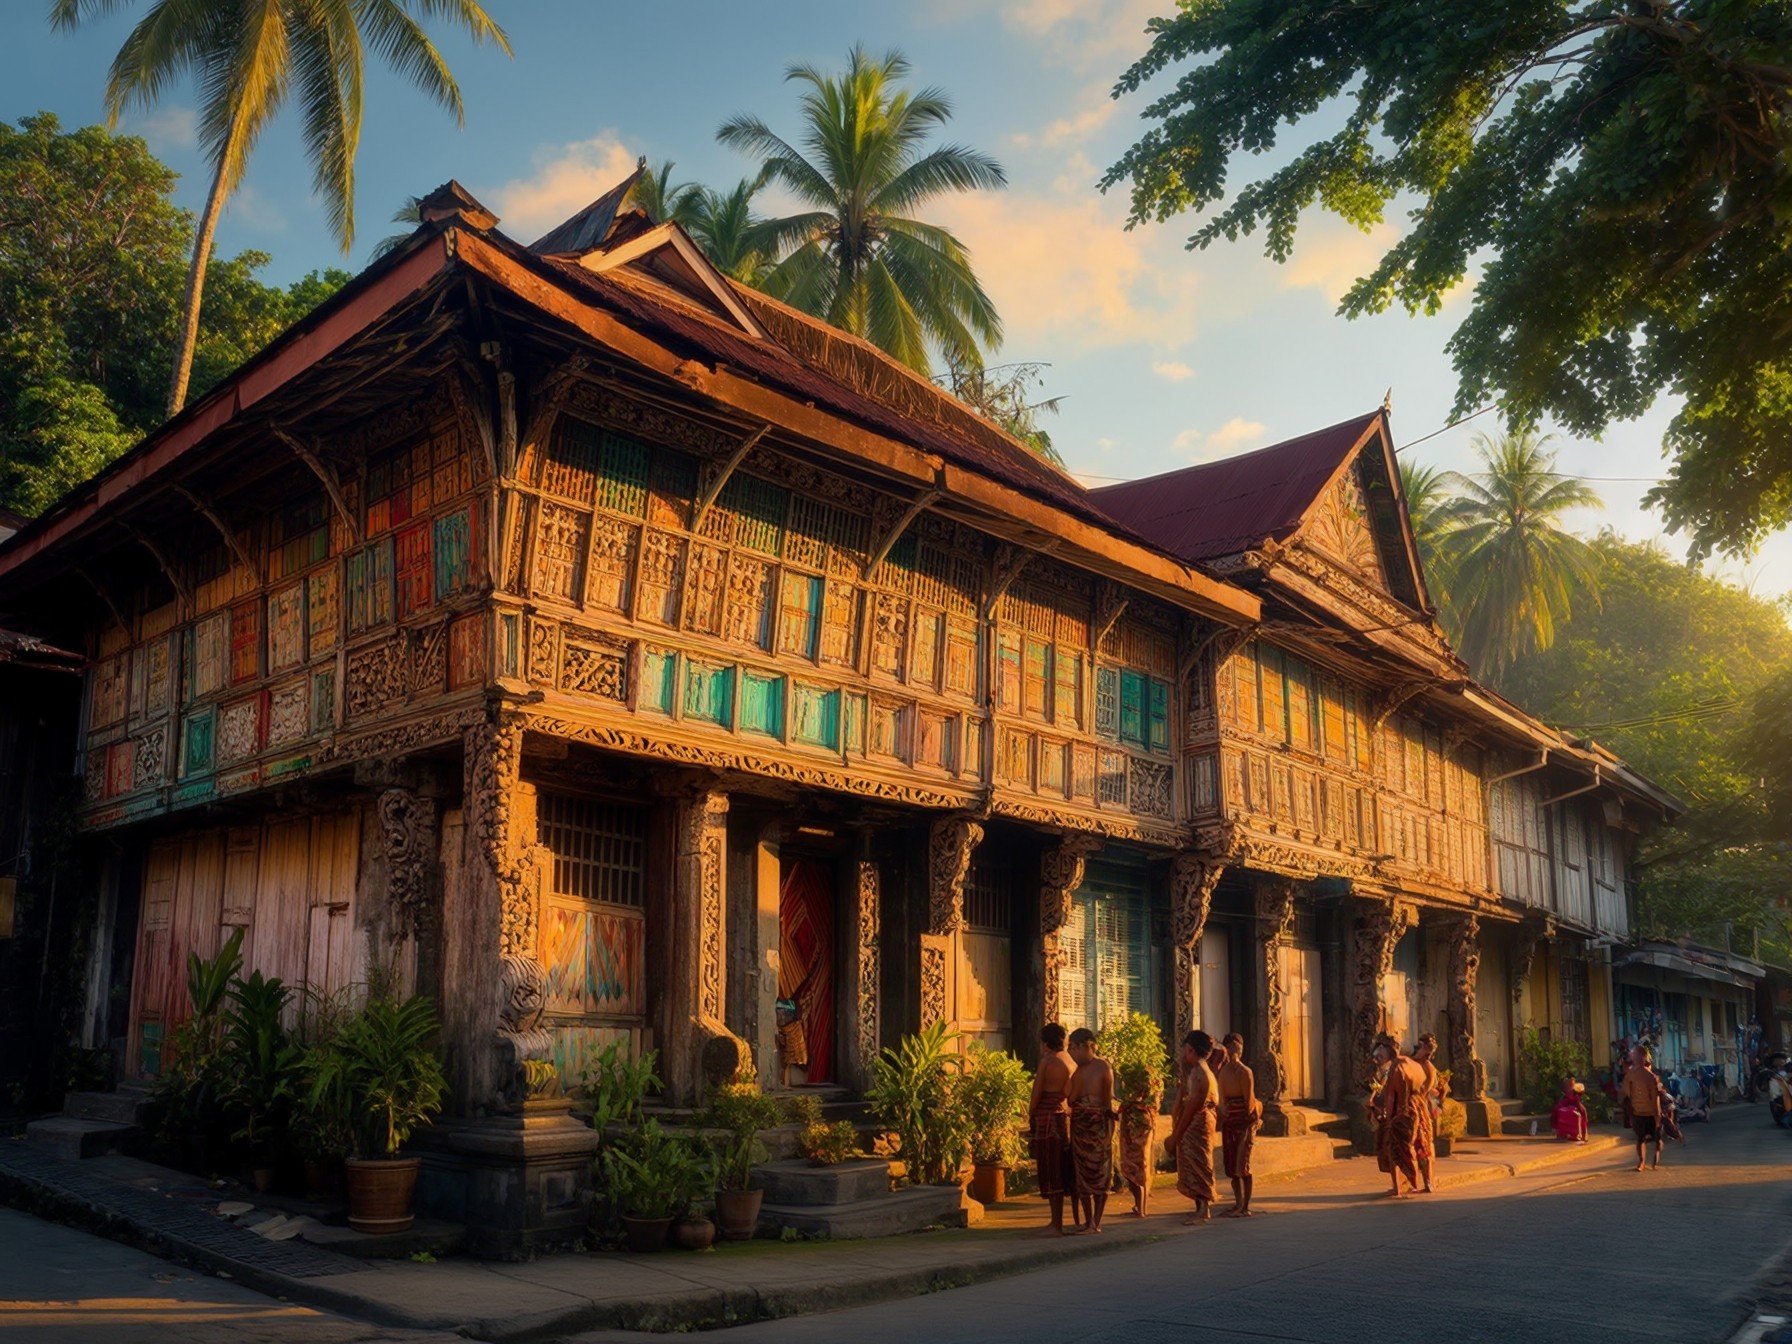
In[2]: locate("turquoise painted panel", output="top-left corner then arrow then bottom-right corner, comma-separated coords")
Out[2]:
641,650 -> 677,713
741,673 -> 784,737
683,662 -> 733,727
433,507 -> 473,600
345,539 -> 393,633
843,692 -> 866,755
181,708 -> 215,777
792,685 -> 840,749
598,433 -> 650,517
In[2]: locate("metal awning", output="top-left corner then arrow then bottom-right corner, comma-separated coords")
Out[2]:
1617,948 -> 1755,991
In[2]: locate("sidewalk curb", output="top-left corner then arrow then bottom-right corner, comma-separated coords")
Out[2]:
1429,1133 -> 1627,1191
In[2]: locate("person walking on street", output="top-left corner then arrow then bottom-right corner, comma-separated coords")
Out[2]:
1170,1029 -> 1219,1225
1621,1045 -> 1670,1171
1066,1028 -> 1116,1234
1027,1023 -> 1075,1235
1217,1032 -> 1261,1217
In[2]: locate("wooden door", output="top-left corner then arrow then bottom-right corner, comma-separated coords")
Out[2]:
1277,943 -> 1325,1101
127,840 -> 180,1078
778,856 -> 835,1084
1199,926 -> 1232,1038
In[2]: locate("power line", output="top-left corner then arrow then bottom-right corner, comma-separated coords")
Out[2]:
1394,403 -> 1499,453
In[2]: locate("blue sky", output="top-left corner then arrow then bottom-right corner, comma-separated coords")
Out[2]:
7,0 -> 1787,598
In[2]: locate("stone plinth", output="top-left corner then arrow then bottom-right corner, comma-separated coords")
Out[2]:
415,1099 -> 599,1260
749,1156 -> 964,1239
752,1158 -> 890,1205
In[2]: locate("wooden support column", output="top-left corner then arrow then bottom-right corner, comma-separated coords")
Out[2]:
1252,875 -> 1305,1136
1039,835 -> 1098,1032
1170,852 -> 1227,1044
665,788 -> 748,1104
1439,911 -> 1498,1135
841,835 -> 881,1092
1344,895 -> 1414,1152
920,815 -> 982,1029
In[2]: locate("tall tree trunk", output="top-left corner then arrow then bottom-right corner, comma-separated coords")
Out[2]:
166,162 -> 232,417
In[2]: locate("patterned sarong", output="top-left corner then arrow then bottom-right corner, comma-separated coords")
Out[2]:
1221,1096 -> 1256,1179
1119,1104 -> 1155,1188
1387,1100 -> 1422,1186
1030,1092 -> 1069,1199
1176,1104 -> 1216,1203
1070,1100 -> 1113,1196
1414,1097 -> 1435,1162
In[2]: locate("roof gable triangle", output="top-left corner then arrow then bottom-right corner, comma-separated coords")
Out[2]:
578,222 -> 769,342
1291,414 -> 1431,612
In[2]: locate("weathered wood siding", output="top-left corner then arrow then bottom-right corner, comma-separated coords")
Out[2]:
1493,774 -> 1629,936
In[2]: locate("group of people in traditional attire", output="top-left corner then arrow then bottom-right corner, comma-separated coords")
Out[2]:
1027,1024 -> 1261,1234
1369,1033 -> 1445,1198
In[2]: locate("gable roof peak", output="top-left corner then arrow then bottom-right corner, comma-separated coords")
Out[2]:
416,180 -> 499,232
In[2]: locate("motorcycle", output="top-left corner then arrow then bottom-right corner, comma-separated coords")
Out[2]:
1768,1066 -> 1792,1129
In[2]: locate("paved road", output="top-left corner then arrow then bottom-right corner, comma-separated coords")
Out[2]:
2,1106 -> 1786,1344
570,1105 -> 1792,1344
0,1208 -> 456,1344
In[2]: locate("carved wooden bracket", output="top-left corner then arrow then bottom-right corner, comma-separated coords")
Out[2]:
691,424 -> 772,535
1440,912 -> 1487,1101
1369,678 -> 1435,729
1040,834 -> 1099,938
123,525 -> 191,608
517,357 -> 590,458
73,564 -> 132,634
865,483 -> 944,573
1350,895 -> 1416,1086
1092,580 -> 1130,649
274,428 -> 361,545
378,786 -> 436,940
173,486 -> 261,584
1509,914 -> 1556,1010
1254,875 -> 1301,1106
982,542 -> 1041,619
927,814 -> 984,936
1170,850 -> 1230,1039
1179,620 -> 1256,688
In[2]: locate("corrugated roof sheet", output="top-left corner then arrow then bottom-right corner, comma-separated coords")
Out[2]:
1089,412 -> 1381,563
529,160 -> 645,255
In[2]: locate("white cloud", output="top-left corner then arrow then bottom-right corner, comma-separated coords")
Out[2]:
931,173 -> 1207,351
1152,360 -> 1194,382
1280,220 -> 1402,305
482,133 -> 639,244
996,0 -> 1162,70
130,105 -> 196,153
1174,417 -> 1267,461
1009,93 -> 1117,151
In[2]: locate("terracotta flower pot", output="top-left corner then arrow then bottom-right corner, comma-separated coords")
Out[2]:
344,1156 -> 421,1234
621,1214 -> 674,1253
969,1162 -> 1006,1206
671,1216 -> 716,1251
713,1188 -> 763,1241
251,1166 -> 276,1194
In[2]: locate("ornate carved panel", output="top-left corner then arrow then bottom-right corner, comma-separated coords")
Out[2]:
855,858 -> 880,1071
1170,852 -> 1228,1038
1039,835 -> 1097,1028
1350,897 -> 1415,1088
1254,876 -> 1299,1106
1443,913 -> 1487,1100
927,815 -> 984,936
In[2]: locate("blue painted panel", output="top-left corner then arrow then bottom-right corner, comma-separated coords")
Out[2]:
684,662 -> 733,727
792,685 -> 840,749
741,673 -> 784,737
641,650 -> 677,713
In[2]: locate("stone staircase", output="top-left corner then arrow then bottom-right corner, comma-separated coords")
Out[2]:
26,1085 -> 152,1160
1299,1106 -> 1361,1159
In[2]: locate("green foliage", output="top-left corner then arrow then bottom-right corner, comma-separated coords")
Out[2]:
602,1118 -> 714,1220
1584,1087 -> 1615,1126
783,1092 -> 824,1129
700,1075 -> 786,1191
798,1120 -> 861,1166
307,993 -> 447,1159
865,1022 -> 971,1185
957,1045 -> 1033,1167
292,987 -> 358,1162
52,0 -> 511,413
1517,1028 -> 1590,1117
0,113 -> 349,514
935,355 -> 1065,465
718,45 -> 1006,374
1413,433 -> 1603,680
151,928 -> 244,1167
579,1041 -> 661,1135
1097,1012 -> 1169,1113
1436,1098 -> 1467,1140
222,968 -> 299,1158
1104,1 -> 1792,560
1498,533 -> 1792,954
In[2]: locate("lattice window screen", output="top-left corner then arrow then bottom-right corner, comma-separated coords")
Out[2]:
538,793 -> 647,907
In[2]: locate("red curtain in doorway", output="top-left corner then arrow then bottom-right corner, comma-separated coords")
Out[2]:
778,858 -> 835,1084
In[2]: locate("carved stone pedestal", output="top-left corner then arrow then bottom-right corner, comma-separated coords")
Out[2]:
415,1098 -> 600,1260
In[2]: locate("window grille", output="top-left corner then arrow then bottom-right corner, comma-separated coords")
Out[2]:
966,857 -> 1013,933
538,792 -> 647,907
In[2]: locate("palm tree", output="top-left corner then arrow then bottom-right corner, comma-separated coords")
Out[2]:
1431,431 -> 1603,682
687,175 -> 774,285
52,0 -> 510,416
626,160 -> 703,229
370,194 -> 424,261
718,46 -> 1005,374
1399,459 -> 1462,593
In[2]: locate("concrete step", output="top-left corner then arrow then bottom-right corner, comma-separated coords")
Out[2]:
25,1116 -> 137,1159
757,1182 -> 965,1239
1501,1113 -> 1552,1136
62,1090 -> 150,1125
753,1157 -> 892,1206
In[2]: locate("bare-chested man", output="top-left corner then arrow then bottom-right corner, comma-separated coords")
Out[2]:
1217,1031 -> 1261,1217
1169,1029 -> 1219,1224
1027,1023 -> 1075,1234
1372,1036 -> 1426,1198
1066,1027 -> 1116,1233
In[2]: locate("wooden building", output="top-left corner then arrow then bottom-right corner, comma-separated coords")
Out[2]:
0,179 -> 1673,1250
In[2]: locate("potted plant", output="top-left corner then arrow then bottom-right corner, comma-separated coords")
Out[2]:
603,1119 -> 713,1253
701,1071 -> 785,1241
151,929 -> 244,1175
798,1119 -> 861,1167
222,968 -> 299,1192
1099,1012 -> 1169,1212
293,989 -> 357,1200
308,993 -> 447,1233
958,1045 -> 1031,1205
1435,1098 -> 1467,1157
866,1022 -> 970,1187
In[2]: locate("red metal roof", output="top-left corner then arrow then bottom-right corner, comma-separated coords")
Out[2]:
1089,412 -> 1383,563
